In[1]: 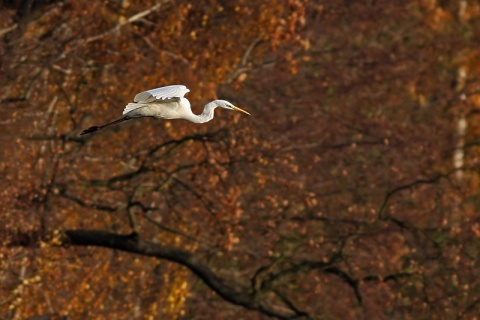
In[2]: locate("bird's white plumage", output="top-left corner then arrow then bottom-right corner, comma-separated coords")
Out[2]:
123,85 -> 190,116
122,85 -> 190,115
80,84 -> 249,135
133,85 -> 190,103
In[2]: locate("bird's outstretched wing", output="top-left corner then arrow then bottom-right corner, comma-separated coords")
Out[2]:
133,85 -> 190,103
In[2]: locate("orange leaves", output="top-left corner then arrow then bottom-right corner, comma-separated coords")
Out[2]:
7,1 -> 480,319
257,0 -> 306,48
472,223 -> 480,237
163,268 -> 190,318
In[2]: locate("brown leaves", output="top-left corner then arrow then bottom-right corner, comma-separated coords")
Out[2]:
3,0 -> 480,319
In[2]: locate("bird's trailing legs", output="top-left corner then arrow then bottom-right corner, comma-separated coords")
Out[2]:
80,117 -> 131,135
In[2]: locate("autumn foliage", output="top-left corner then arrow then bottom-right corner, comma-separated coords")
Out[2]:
1,0 -> 479,319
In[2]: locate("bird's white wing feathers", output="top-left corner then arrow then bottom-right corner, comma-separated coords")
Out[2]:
133,85 -> 190,103
123,85 -> 190,116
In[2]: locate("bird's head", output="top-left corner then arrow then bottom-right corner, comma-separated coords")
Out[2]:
213,100 -> 250,115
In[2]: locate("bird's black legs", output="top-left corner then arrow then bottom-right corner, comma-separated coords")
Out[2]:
80,117 -> 130,135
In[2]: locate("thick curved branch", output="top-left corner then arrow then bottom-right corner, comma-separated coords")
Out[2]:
61,230 -> 304,319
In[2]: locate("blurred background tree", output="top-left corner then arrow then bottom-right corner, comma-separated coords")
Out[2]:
1,0 -> 479,319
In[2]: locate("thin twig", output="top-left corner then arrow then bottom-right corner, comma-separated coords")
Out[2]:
84,1 -> 173,44
0,24 -> 18,38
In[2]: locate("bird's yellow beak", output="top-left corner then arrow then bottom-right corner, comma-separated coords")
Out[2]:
231,105 -> 250,115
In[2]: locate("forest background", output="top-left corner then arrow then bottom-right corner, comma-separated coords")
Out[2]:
1,0 -> 479,319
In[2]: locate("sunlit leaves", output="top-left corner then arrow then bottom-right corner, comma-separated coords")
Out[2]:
2,0 -> 480,319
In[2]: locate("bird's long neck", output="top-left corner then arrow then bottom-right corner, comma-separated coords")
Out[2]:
186,102 -> 216,123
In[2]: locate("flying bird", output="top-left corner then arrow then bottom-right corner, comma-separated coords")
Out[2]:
80,85 -> 250,135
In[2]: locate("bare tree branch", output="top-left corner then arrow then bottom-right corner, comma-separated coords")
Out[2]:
60,229 -> 307,319
224,36 -> 265,84
0,24 -> 18,38
377,173 -> 450,219
84,1 -> 173,44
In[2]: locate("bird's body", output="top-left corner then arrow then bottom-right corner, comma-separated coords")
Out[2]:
124,98 -> 192,120
123,97 -> 215,123
80,85 -> 249,135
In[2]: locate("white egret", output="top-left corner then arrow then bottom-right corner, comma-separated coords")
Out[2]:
80,85 -> 250,135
